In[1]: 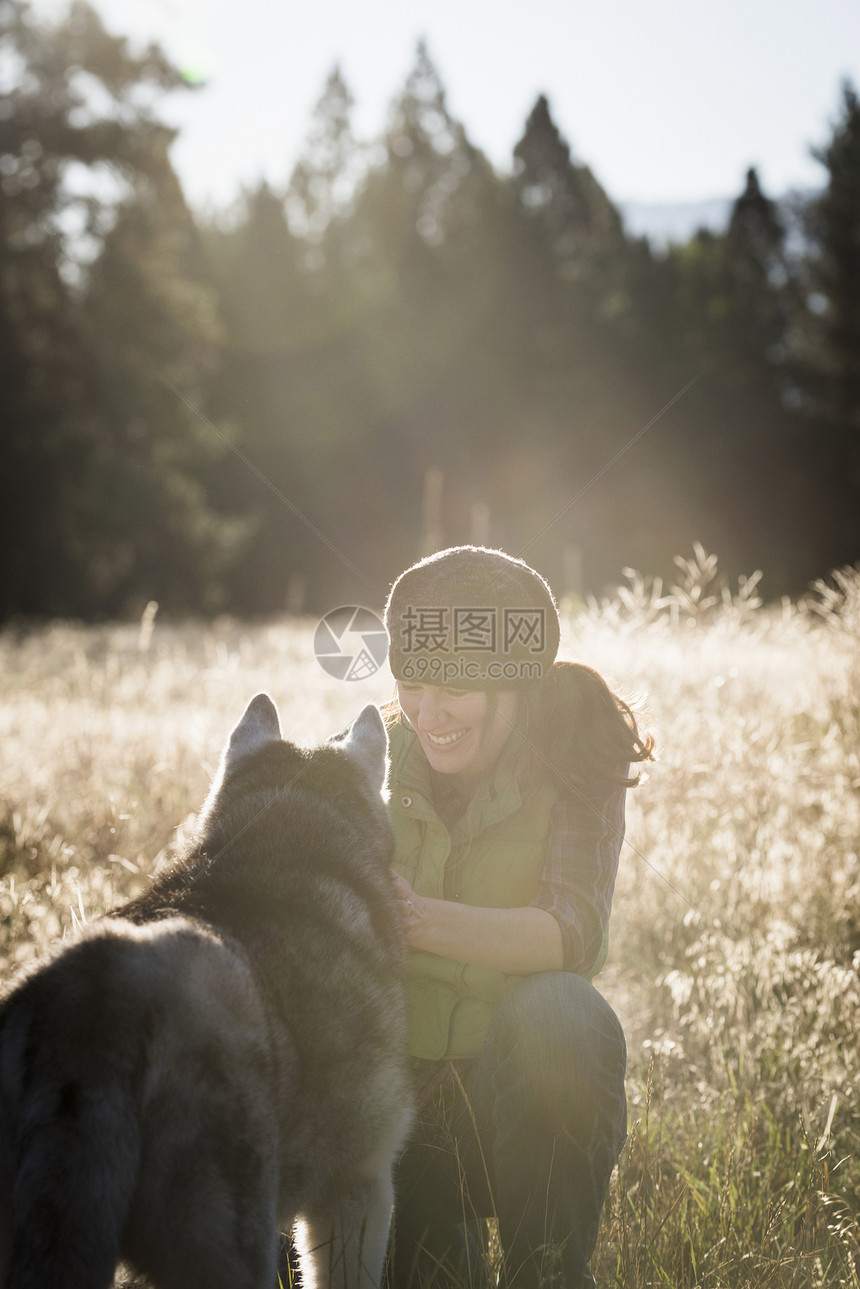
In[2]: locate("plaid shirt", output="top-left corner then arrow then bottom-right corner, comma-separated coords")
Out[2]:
530,777 -> 628,975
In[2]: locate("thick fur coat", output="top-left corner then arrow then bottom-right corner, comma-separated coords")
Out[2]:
0,696 -> 412,1289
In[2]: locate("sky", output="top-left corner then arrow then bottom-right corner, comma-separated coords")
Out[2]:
35,0 -> 860,214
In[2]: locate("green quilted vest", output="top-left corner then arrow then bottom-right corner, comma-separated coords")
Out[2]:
387,716 -> 561,1060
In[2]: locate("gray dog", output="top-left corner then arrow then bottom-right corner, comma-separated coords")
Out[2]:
0,695 -> 412,1289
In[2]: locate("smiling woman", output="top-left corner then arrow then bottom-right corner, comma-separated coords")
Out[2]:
377,544 -> 654,1289
395,684 -> 519,788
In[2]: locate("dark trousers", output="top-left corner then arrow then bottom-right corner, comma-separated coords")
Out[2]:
388,973 -> 627,1289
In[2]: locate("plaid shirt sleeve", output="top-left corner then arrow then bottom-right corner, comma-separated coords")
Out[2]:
530,775 -> 628,975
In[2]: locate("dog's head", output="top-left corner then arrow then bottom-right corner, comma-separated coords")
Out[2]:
200,694 -> 389,834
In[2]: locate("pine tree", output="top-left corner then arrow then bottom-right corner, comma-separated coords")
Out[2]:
502,94 -> 655,580
283,67 -> 369,343
0,1 -> 87,613
804,80 -> 860,539
0,0 -> 229,618
724,167 -> 790,366
635,168 -> 814,591
344,44 -> 527,561
204,179 -> 329,613
215,181 -> 306,351
512,94 -> 626,304
82,131 -> 229,614
342,43 -> 484,458
710,168 -> 808,587
287,66 -> 364,248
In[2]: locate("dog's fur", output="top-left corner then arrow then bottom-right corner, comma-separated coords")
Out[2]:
0,695 -> 412,1289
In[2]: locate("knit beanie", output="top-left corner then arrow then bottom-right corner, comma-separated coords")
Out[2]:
385,546 -> 560,690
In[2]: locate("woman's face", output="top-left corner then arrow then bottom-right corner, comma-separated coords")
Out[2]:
396,682 -> 519,785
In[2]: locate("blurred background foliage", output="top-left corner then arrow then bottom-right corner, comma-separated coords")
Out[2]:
2,0 -> 859,620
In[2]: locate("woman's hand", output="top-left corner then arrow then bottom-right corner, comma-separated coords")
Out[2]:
390,870 -> 563,974
391,872 -> 423,941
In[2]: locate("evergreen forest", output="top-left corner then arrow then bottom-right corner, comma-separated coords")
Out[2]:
3,0 -> 860,620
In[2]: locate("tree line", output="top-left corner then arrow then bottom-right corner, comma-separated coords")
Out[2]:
2,0 -> 859,620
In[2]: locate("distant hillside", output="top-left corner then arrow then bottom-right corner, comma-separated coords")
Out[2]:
621,188 -> 817,247
620,196 -> 732,245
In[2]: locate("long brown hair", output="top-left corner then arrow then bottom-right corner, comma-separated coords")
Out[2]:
513,661 -> 655,794
385,662 -> 655,797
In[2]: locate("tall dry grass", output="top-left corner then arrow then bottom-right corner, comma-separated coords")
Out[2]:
1,549 -> 858,1287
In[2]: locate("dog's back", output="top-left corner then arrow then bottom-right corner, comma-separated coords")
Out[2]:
0,697 -> 411,1289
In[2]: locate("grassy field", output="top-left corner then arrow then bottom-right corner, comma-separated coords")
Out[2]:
1,552 -> 858,1287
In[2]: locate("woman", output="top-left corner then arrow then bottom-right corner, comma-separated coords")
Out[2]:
381,545 -> 654,1289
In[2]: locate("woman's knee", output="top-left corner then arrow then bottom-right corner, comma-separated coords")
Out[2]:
484,973 -> 627,1133
492,973 -> 625,1062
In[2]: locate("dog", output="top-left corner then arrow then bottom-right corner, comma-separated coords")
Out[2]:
0,695 -> 412,1289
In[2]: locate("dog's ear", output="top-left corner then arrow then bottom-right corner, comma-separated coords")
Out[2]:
223,693 -> 282,774
199,694 -> 283,824
198,694 -> 282,826
339,704 -> 388,794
